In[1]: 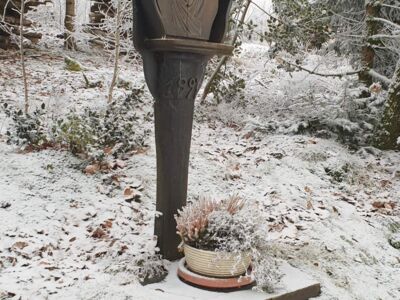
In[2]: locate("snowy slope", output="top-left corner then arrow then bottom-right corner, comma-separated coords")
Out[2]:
0,44 -> 400,300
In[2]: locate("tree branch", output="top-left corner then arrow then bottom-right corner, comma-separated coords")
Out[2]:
368,69 -> 392,86
200,0 -> 251,103
373,17 -> 400,31
280,58 -> 361,77
19,0 -> 29,114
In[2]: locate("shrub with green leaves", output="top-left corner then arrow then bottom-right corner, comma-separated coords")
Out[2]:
206,59 -> 246,104
3,103 -> 49,149
3,88 -> 150,162
210,71 -> 246,104
54,88 -> 150,161
268,0 -> 331,54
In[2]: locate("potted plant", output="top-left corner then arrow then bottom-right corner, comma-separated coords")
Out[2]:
175,196 -> 261,278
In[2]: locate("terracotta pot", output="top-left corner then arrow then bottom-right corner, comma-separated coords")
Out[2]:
183,244 -> 251,278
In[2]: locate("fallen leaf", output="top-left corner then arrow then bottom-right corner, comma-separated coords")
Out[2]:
341,196 -> 357,205
118,245 -> 128,255
245,146 -> 260,153
6,292 -> 16,298
380,180 -> 392,188
84,164 -> 99,175
242,131 -> 254,139
11,241 -> 28,250
115,159 -> 126,169
0,201 -> 11,209
91,228 -> 106,239
270,153 -> 284,160
104,146 -> 113,155
95,251 -> 107,258
132,147 -> 149,155
372,201 -> 395,210
124,187 -> 142,202
306,199 -> 313,210
101,219 -> 113,229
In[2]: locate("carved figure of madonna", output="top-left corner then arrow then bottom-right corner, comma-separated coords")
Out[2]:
171,0 -> 203,37
156,0 -> 218,40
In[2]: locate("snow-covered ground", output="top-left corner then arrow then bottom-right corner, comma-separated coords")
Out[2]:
1,43 -> 400,300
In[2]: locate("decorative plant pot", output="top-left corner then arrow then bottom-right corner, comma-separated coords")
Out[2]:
183,244 -> 251,278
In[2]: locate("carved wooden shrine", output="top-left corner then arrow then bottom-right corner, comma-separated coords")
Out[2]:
132,0 -> 233,260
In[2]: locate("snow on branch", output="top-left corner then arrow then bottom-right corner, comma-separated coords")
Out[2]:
279,58 -> 392,87
373,17 -> 400,31
381,3 -> 400,11
279,58 -> 361,78
370,33 -> 400,39
368,69 -> 392,86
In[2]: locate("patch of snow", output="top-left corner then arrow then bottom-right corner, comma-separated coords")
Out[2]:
1,44 -> 400,300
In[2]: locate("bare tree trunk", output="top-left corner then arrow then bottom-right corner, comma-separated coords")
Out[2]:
359,1 -> 381,85
200,0 -> 251,103
65,0 -> 76,50
20,0 -> 29,114
374,60 -> 400,149
108,0 -> 121,103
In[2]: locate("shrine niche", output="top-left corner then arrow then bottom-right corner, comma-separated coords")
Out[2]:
155,0 -> 218,40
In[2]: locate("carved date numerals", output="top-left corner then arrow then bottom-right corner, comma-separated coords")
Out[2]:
163,77 -> 199,99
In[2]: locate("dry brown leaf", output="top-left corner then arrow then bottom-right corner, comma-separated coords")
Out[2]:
95,251 -> 107,258
307,199 -> 314,210
104,146 -> 113,155
242,131 -> 254,139
380,180 -> 392,188
91,228 -> 106,239
115,159 -> 126,169
84,164 -> 99,175
124,187 -> 141,202
372,201 -> 395,209
101,219 -> 113,229
384,203 -> 394,210
11,241 -> 28,250
132,147 -> 149,155
245,146 -> 260,153
118,245 -> 128,256
269,223 -> 286,232
124,187 -> 134,197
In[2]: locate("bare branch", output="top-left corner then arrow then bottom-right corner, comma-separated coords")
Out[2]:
368,69 -> 392,86
373,17 -> 400,31
19,0 -> 29,114
280,58 -> 361,78
108,0 -> 121,103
